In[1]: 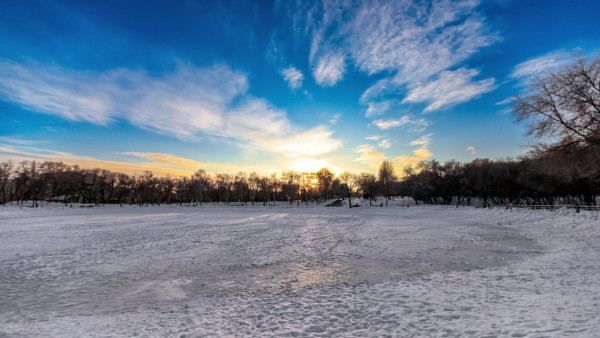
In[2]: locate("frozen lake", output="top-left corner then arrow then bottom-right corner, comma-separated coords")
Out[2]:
1,204 -> 599,337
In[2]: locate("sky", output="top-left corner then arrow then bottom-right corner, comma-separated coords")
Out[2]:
1,0 -> 599,177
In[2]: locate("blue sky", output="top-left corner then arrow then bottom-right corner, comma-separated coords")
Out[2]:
1,0 -> 599,176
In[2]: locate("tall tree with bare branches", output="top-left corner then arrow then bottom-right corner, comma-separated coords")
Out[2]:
339,170 -> 356,208
513,55 -> 600,152
378,160 -> 397,205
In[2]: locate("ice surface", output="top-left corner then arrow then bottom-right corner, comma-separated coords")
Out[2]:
0,203 -> 599,337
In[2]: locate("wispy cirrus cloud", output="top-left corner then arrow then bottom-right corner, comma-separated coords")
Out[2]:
0,143 -> 72,159
495,97 -> 515,106
372,119 -> 405,130
281,66 -> 304,89
350,1 -> 494,78
0,136 -> 49,146
287,0 -> 497,114
372,115 -> 431,132
510,50 -> 573,80
365,100 -> 394,118
0,59 -> 341,160
403,68 -> 496,112
312,53 -> 346,86
410,133 -> 433,146
320,112 -> 341,125
0,61 -> 115,125
466,146 -> 476,155
0,60 -> 246,137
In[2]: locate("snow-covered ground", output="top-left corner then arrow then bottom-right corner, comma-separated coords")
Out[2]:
1,203 -> 599,337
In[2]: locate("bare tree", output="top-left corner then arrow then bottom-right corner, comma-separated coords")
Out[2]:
248,172 -> 260,204
356,172 -> 376,205
0,161 -> 13,205
14,161 -> 40,204
116,173 -> 134,205
338,170 -> 356,208
216,173 -> 234,204
191,169 -> 209,205
316,168 -> 334,202
234,171 -> 248,205
378,160 -> 397,205
159,175 -> 175,205
513,55 -> 600,152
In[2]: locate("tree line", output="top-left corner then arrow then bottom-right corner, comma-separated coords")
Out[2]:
0,161 -> 382,206
1,147 -> 597,207
398,150 -> 598,206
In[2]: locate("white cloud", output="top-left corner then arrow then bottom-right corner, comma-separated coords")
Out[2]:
281,66 -> 304,89
410,133 -> 433,146
359,78 -> 397,103
0,60 -> 247,139
373,118 -> 407,130
320,112 -> 341,125
0,136 -> 48,146
373,116 -> 431,132
365,135 -> 381,141
0,143 -> 72,159
348,0 -> 494,80
379,139 -> 391,149
312,53 -> 346,86
226,98 -> 291,139
365,100 -> 394,118
291,0 -> 498,113
0,60 -> 115,125
510,50 -> 572,79
466,146 -> 475,155
0,59 -> 342,159
495,97 -> 514,105
402,68 -> 496,112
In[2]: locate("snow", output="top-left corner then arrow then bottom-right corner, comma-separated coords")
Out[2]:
1,203 -> 599,337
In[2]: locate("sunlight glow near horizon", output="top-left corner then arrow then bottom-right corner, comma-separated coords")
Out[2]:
288,158 -> 343,176
1,1 -> 599,176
